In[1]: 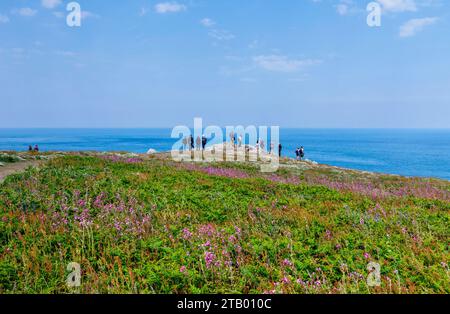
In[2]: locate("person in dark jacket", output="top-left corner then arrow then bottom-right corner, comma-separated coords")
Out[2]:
190,135 -> 194,150
299,146 -> 305,160
278,143 -> 282,157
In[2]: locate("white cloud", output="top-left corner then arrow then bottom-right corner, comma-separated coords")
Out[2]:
0,14 -> 9,24
376,0 -> 417,12
16,8 -> 37,17
253,55 -> 321,73
399,17 -> 438,37
200,18 -> 215,27
154,2 -> 187,14
41,0 -> 61,9
208,29 -> 235,41
335,0 -> 362,16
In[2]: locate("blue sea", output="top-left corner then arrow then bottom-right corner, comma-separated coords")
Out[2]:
0,128 -> 449,180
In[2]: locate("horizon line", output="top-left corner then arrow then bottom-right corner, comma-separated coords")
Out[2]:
1,127 -> 450,130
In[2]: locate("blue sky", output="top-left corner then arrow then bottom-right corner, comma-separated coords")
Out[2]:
0,0 -> 449,128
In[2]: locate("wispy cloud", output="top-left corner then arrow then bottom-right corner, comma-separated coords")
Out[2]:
0,14 -> 9,24
201,18 -> 234,43
53,10 -> 99,20
253,55 -> 322,73
14,8 -> 38,17
41,0 -> 62,9
154,2 -> 187,14
81,11 -> 100,20
336,0 -> 353,15
376,0 -> 417,12
208,29 -> 235,41
399,17 -> 438,37
200,18 -> 215,27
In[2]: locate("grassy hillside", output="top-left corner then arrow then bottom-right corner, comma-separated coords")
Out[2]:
0,153 -> 448,293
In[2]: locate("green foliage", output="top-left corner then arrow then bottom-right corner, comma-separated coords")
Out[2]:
0,155 -> 448,294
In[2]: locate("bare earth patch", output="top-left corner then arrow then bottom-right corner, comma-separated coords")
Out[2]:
0,160 -> 42,183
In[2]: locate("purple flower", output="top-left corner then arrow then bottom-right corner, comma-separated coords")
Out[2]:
180,266 -> 187,273
182,228 -> 192,240
198,224 -> 215,237
282,259 -> 293,267
204,252 -> 215,268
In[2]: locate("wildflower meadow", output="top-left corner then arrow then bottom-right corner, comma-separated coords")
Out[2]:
0,153 -> 448,293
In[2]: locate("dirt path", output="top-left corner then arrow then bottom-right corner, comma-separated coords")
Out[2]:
0,161 -> 42,183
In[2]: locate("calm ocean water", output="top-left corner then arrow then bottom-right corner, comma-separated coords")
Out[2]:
0,128 -> 449,180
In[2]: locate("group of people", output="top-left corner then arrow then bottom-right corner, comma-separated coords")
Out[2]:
228,132 -> 283,157
180,132 -> 292,159
228,131 -> 243,148
182,135 -> 208,151
28,145 -> 39,152
295,146 -> 305,160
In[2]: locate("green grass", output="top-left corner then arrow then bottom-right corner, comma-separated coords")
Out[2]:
0,154 -> 21,163
0,154 -> 448,294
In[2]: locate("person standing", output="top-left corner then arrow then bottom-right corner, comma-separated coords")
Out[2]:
300,146 -> 305,160
295,147 -> 300,160
278,143 -> 282,157
190,135 -> 194,151
28,145 -> 33,152
34,144 -> 39,152
202,135 -> 207,150
196,136 -> 201,151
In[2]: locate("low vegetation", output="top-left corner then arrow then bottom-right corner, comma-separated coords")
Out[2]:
0,153 -> 448,293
